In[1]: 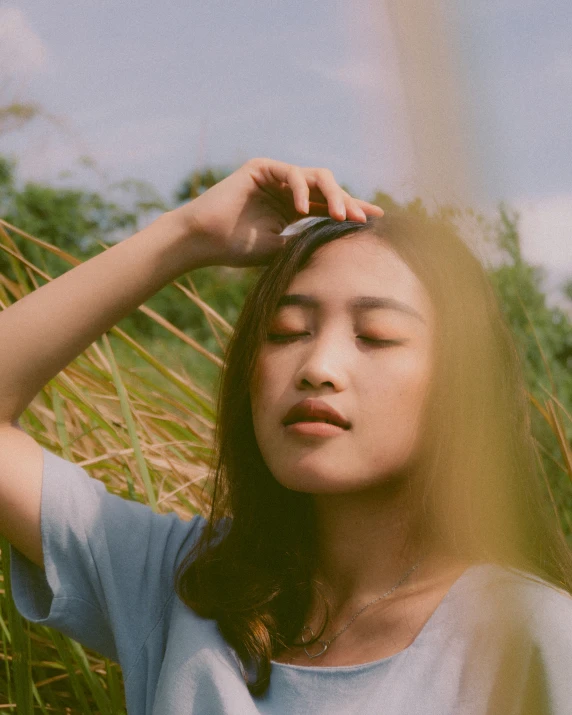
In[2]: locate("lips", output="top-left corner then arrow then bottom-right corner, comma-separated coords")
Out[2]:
282,398 -> 351,430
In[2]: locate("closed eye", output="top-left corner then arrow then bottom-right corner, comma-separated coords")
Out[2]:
358,337 -> 400,347
266,333 -> 400,347
266,333 -> 309,343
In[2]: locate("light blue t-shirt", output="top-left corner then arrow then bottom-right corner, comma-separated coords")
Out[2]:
10,447 -> 572,714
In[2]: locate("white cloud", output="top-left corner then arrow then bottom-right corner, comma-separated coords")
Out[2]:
0,6 -> 50,78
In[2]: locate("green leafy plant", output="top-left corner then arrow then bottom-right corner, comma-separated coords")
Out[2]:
0,216 -> 228,712
0,178 -> 570,711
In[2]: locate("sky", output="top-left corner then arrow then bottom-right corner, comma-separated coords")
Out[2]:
0,1 -> 571,307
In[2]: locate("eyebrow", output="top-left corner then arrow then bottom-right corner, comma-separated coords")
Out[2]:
276,294 -> 426,323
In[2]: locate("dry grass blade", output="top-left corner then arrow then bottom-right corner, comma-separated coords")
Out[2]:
527,391 -> 551,424
0,538 -> 33,714
0,219 -> 220,710
537,384 -> 572,425
107,325 -> 215,412
5,203 -> 569,712
0,218 -> 82,266
546,401 -> 572,484
137,302 -> 224,367
101,333 -> 158,509
177,277 -> 233,333
52,387 -> 73,462
0,220 -> 225,371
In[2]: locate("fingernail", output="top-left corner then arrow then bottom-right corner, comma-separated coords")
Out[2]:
302,198 -> 310,214
337,202 -> 346,218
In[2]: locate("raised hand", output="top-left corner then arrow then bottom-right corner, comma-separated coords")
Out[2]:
169,157 -> 384,269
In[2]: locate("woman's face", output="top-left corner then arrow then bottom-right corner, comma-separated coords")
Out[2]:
249,232 -> 435,494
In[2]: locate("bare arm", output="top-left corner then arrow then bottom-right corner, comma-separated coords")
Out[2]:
0,212 -> 202,566
0,212 -> 199,426
0,158 -> 383,568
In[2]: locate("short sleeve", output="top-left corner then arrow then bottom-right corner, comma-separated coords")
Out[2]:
526,581 -> 572,714
10,447 -> 206,669
476,568 -> 572,715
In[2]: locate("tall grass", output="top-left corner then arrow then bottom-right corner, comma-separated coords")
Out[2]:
0,221 -> 227,712
0,219 -> 570,711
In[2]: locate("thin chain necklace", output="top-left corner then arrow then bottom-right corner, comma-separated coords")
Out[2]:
299,556 -> 424,659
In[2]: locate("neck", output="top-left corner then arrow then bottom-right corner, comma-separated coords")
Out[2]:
311,477 -> 444,609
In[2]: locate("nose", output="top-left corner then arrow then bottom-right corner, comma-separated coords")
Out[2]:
294,331 -> 349,391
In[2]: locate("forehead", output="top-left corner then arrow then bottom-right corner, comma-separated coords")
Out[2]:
285,233 -> 432,322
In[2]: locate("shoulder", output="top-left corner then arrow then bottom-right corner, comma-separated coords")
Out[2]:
469,563 -> 572,651
507,568 -> 572,646
479,563 -> 572,611
466,564 -> 572,713
38,445 -> 212,584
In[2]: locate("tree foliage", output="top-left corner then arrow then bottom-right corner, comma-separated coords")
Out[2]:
487,206 -> 572,535
0,155 -> 571,712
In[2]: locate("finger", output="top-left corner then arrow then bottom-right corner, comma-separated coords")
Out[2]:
308,201 -> 363,220
310,169 -> 347,220
249,158 -> 294,186
343,196 -> 368,223
307,204 -> 367,224
342,195 -> 384,223
250,159 -> 383,221
282,166 -> 310,215
353,199 -> 384,216
249,159 -> 311,216
308,200 -> 384,224
305,189 -> 384,218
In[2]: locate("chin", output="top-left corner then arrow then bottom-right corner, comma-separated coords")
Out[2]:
269,454 -> 417,496
271,468 -> 392,496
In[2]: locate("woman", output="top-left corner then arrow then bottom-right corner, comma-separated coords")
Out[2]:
0,158 -> 571,714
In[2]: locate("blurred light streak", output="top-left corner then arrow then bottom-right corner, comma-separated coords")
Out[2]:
382,0 -> 478,208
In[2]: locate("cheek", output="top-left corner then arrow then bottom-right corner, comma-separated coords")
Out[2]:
365,352 -> 432,424
386,347 -> 430,383
401,351 -> 432,395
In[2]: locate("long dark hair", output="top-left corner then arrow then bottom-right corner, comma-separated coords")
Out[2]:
175,210 -> 572,695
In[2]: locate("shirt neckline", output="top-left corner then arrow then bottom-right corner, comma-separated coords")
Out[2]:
271,562 -> 494,673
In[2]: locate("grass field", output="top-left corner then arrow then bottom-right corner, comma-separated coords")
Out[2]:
0,219 -> 570,713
